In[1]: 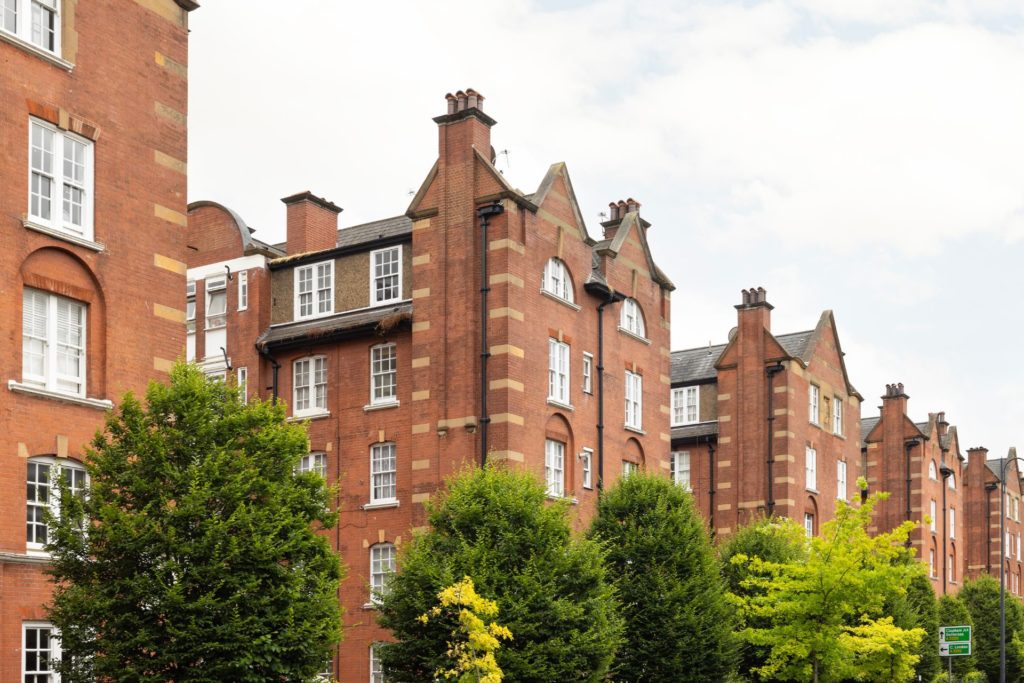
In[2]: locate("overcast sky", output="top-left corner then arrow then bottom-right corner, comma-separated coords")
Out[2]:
188,0 -> 1024,457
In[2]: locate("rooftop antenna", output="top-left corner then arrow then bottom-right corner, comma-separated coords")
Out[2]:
496,149 -> 511,172
598,211 -> 607,221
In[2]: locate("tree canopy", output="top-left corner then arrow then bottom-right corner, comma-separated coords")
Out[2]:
960,574 -> 1024,682
47,364 -> 343,683
376,465 -> 622,682
588,472 -> 738,681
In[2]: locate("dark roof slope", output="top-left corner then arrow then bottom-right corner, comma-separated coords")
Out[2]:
670,329 -> 816,385
270,215 -> 413,254
861,416 -> 880,447
777,330 -> 815,361
671,421 -> 720,442
256,303 -> 413,350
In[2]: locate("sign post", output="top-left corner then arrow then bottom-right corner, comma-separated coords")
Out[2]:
939,625 -> 972,681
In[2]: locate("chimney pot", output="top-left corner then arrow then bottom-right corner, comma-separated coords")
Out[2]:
608,202 -> 619,221
445,93 -> 457,114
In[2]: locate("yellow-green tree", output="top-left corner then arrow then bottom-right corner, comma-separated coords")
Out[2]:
729,487 -> 926,683
419,576 -> 512,683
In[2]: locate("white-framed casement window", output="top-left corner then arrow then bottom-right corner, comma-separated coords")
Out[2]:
804,513 -> 814,538
949,508 -> 956,539
370,543 -> 396,603
295,260 -> 333,320
808,384 -> 820,424
236,366 -> 247,404
544,439 -> 565,497
805,446 -> 817,491
930,549 -> 937,577
930,500 -> 937,533
671,451 -> 691,491
23,621 -> 60,682
541,257 -> 574,303
370,644 -> 387,683
297,452 -> 327,478
623,461 -> 639,478
836,460 -> 847,501
371,245 -> 402,305
833,396 -> 843,435
620,298 -> 645,338
185,280 -> 196,362
293,356 -> 327,416
4,0 -> 60,53
28,117 -> 91,241
929,461 -> 938,481
205,276 -> 227,330
27,456 -> 86,553
948,472 -> 956,490
671,386 -> 699,426
624,370 -> 643,430
370,443 -> 397,504
23,287 -> 86,397
582,352 -> 593,394
237,270 -> 248,311
949,554 -> 955,582
370,343 -> 397,406
580,448 -> 593,489
547,339 -> 570,405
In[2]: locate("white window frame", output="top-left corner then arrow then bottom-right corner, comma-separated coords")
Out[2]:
836,460 -> 847,501
949,507 -> 955,539
23,287 -> 86,397
292,356 -> 327,417
370,343 -> 398,406
623,461 -> 639,478
671,386 -> 699,426
580,448 -> 593,490
541,257 -> 574,303
949,553 -> 955,582
1018,532 -> 1022,562
808,384 -> 820,425
833,395 -> 843,435
204,276 -> 227,330
370,245 -> 402,306
804,513 -> 814,538
619,297 -> 646,338
298,452 -> 327,478
236,366 -> 247,404
294,260 -> 334,320
624,370 -> 643,430
22,621 -> 61,682
805,446 -> 817,491
930,500 -> 937,533
930,549 -> 937,577
545,439 -> 565,498
948,472 -> 956,490
547,339 -> 570,406
237,270 -> 248,311
370,543 -> 396,603
185,280 -> 196,334
27,456 -> 86,554
582,352 -> 593,394
370,644 -> 387,683
929,460 -> 938,481
370,443 -> 397,505
671,450 -> 691,491
28,117 -> 91,241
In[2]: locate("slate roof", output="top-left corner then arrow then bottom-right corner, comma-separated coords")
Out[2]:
256,303 -> 413,349
670,329 -> 817,385
270,215 -> 412,255
777,330 -> 815,362
671,421 -> 720,442
861,416 -> 880,446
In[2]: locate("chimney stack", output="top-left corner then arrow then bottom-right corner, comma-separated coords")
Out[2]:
282,191 -> 342,255
435,88 -> 495,169
601,198 -> 642,240
734,286 -> 773,335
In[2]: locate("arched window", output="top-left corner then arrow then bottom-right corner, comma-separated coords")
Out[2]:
948,472 -> 956,489
542,258 -> 574,303
370,543 -> 396,603
27,456 -> 87,554
620,298 -> 646,337
928,460 -> 938,481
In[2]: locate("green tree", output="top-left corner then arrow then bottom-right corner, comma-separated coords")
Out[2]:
937,593 -> 976,678
889,572 -> 940,682
588,473 -> 738,681
720,516 -> 808,680
961,575 -> 1024,683
376,465 -> 622,682
47,364 -> 343,682
729,491 -> 926,683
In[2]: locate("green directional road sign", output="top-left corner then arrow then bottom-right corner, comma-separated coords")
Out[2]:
939,625 -> 971,643
940,642 -> 971,657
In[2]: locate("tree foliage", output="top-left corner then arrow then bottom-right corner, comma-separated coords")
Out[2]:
588,473 -> 738,681
729,491 -> 926,683
47,364 -> 343,682
376,465 -> 622,682
889,572 -> 940,682
961,575 -> 1024,683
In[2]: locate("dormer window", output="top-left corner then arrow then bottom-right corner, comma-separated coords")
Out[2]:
295,261 -> 333,320
542,258 -> 574,303
620,298 -> 645,338
371,246 -> 402,305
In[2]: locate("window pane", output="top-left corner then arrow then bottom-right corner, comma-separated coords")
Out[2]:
373,248 -> 400,303
371,444 -> 397,502
371,345 -> 397,403
31,0 -> 56,51
1,0 -> 16,32
545,440 -> 564,497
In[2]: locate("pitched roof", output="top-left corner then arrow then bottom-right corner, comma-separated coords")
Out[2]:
256,303 -> 413,350
670,329 -> 816,385
671,421 -> 720,442
861,416 -> 880,447
270,215 -> 412,256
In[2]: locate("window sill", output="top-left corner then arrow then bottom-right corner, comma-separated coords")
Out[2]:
23,220 -> 103,252
546,398 -> 574,412
0,30 -> 73,70
806,488 -> 819,495
617,326 -> 651,345
25,547 -> 50,559
364,400 -> 400,412
624,425 -> 646,435
363,500 -> 399,511
294,311 -> 336,323
362,602 -> 379,611
546,494 -> 578,505
539,289 -> 581,311
8,381 -> 112,410
288,410 -> 331,422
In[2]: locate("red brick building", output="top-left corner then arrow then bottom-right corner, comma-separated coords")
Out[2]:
861,386 -> 966,594
0,0 -> 195,679
965,447 -> 1024,596
188,89 -> 673,682
669,288 -> 862,537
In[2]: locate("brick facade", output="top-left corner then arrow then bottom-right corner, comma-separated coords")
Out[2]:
964,447 -> 1024,596
0,0 -> 194,679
